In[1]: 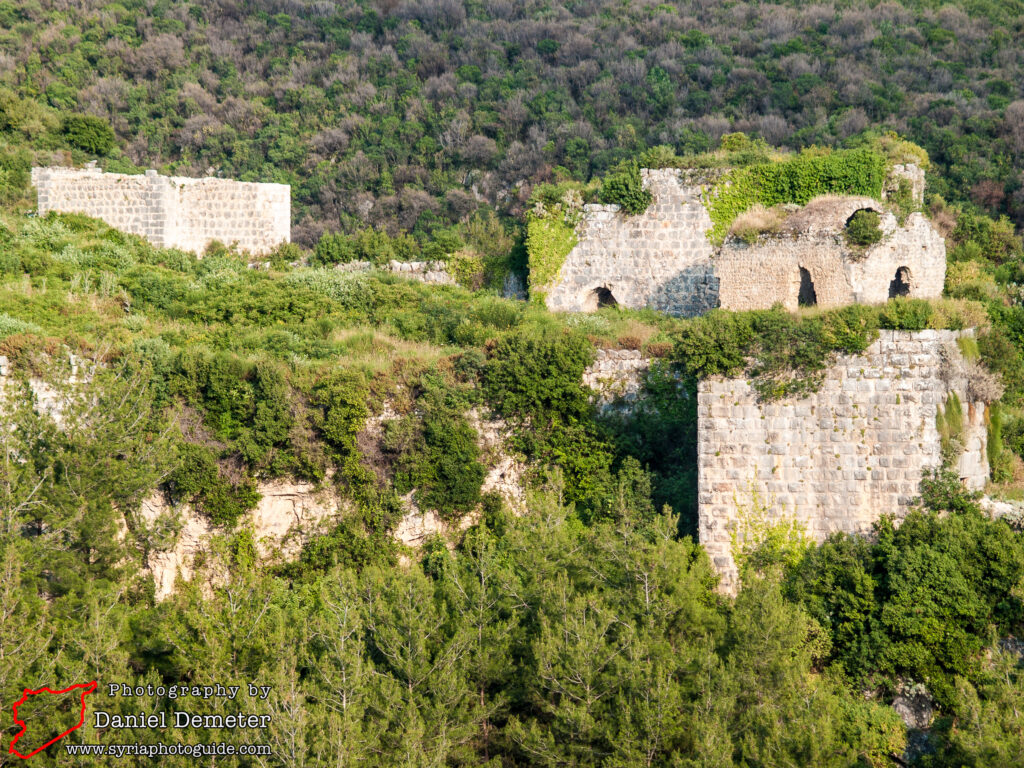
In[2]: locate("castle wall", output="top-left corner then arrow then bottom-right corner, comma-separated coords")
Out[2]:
32,167 -> 290,255
544,169 -> 719,317
716,209 -> 945,312
697,329 -> 988,592
333,259 -> 457,285
582,348 -> 653,409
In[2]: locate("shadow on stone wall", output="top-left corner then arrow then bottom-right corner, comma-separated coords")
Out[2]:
647,265 -> 721,317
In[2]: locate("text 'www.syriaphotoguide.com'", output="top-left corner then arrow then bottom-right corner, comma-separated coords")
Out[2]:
65,743 -> 272,757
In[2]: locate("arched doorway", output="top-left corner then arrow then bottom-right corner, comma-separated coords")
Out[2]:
798,267 -> 817,307
588,286 -> 618,310
889,266 -> 911,298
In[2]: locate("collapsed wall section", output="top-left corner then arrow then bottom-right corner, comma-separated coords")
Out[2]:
715,198 -> 946,312
543,169 -> 719,316
697,329 -> 988,592
32,166 -> 290,255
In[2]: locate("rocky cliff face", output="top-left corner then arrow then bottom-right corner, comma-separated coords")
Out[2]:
140,479 -> 342,599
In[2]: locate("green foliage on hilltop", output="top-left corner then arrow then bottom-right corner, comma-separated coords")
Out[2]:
704,147 -> 888,244
2,197 -> 1024,764
599,160 -> 652,214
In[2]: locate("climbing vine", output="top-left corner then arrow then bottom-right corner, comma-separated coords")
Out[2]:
526,183 -> 585,298
703,147 -> 888,245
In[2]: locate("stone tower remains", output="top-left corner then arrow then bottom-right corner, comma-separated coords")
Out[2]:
31,166 -> 290,255
542,164 -> 943,317
697,329 -> 990,592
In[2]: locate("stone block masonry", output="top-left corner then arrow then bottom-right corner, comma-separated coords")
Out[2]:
32,166 -> 290,256
698,329 -> 989,592
544,169 -> 719,317
544,163 -> 942,317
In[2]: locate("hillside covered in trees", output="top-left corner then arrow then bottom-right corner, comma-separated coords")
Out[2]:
3,1 -> 1024,766
2,0 -> 1024,245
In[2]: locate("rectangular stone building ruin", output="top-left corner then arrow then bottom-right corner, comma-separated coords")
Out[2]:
697,329 -> 989,592
32,166 -> 290,255
542,164 -> 944,318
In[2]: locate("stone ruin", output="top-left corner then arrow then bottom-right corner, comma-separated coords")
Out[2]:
542,164 -> 943,317
697,329 -> 990,592
578,327 -> 998,592
31,166 -> 290,256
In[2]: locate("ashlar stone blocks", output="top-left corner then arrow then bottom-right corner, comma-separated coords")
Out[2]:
697,329 -> 988,592
32,166 -> 290,256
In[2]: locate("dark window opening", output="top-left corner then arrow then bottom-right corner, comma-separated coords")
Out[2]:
593,286 -> 617,308
889,266 -> 911,298
798,267 -> 817,307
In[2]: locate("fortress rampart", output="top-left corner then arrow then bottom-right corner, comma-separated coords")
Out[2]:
32,166 -> 290,255
543,166 -> 944,317
544,170 -> 719,317
698,329 -> 989,591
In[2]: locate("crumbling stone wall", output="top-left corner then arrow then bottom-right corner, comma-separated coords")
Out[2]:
698,329 -> 989,592
545,164 -> 942,318
334,259 -> 456,285
544,169 -> 719,316
582,349 -> 653,409
32,166 -> 290,255
716,198 -> 946,312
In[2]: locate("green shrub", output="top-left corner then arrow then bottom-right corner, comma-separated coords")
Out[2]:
484,330 -> 594,423
0,312 -> 42,339
599,160 -> 652,215
61,114 -> 116,156
167,443 -> 261,526
987,402 -> 1014,483
673,305 -> 882,400
703,147 -> 887,244
789,479 -> 1024,705
845,209 -> 883,247
879,297 -> 933,330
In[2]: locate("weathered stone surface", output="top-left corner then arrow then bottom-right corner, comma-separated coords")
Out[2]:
544,169 -> 719,317
698,330 -> 989,592
582,349 -> 652,407
141,479 -> 341,600
545,164 -> 943,317
716,199 -> 945,312
32,166 -> 290,255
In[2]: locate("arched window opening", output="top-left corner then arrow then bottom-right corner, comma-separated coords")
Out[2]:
798,267 -> 817,307
889,266 -> 911,298
590,286 -> 618,309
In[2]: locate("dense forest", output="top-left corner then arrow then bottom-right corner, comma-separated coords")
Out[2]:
3,0 -> 1024,766
2,0 -> 1024,245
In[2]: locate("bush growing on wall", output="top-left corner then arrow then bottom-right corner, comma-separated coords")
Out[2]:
845,209 -> 883,246
703,147 -> 888,244
599,160 -> 652,215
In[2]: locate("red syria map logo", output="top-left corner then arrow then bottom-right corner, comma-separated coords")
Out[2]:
8,681 -> 98,759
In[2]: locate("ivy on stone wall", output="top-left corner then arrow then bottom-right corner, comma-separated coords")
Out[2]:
526,183 -> 585,298
673,300 -> 983,401
702,148 -> 888,245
